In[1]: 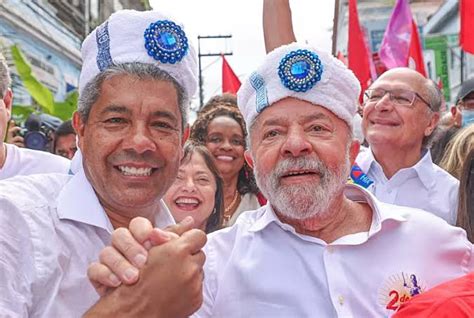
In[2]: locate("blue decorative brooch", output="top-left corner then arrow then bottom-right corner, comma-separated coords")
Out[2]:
278,49 -> 323,92
144,20 -> 188,64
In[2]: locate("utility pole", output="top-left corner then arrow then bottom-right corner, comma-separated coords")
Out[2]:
332,0 -> 341,56
197,35 -> 233,109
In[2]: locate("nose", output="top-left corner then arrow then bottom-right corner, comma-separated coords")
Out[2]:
219,138 -> 232,151
181,177 -> 196,193
374,92 -> 394,112
124,124 -> 157,153
281,127 -> 311,158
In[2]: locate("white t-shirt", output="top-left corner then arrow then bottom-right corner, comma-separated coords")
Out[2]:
194,185 -> 473,317
0,143 -> 70,180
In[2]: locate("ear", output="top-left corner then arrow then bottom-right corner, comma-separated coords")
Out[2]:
182,124 -> 190,145
424,112 -> 440,136
72,111 -> 85,150
3,89 -> 13,120
348,139 -> 360,167
244,150 -> 254,169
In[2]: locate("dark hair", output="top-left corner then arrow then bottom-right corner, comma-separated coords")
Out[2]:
198,93 -> 238,116
456,148 -> 474,242
181,141 -> 224,233
53,119 -> 76,153
190,102 -> 259,196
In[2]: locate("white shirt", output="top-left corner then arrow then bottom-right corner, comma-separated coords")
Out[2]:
0,143 -> 71,180
0,169 -> 175,317
195,185 -> 473,318
356,148 -> 459,225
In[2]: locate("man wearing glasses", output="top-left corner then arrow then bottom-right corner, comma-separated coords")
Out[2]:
358,68 -> 459,225
452,77 -> 474,128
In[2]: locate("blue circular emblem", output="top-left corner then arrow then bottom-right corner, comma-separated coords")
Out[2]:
278,49 -> 323,92
144,20 -> 189,64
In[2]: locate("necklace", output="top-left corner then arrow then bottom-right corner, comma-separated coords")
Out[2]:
223,190 -> 240,224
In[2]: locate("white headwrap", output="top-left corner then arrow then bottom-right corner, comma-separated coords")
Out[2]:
79,9 -> 198,105
238,43 -> 360,131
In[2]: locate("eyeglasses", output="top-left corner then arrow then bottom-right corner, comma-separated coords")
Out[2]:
458,99 -> 474,111
364,88 -> 432,109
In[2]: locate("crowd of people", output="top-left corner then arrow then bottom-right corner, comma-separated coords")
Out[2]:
0,1 -> 473,317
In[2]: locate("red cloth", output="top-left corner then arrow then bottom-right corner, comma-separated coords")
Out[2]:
348,0 -> 371,101
460,0 -> 474,54
222,55 -> 241,94
393,273 -> 474,318
408,20 -> 427,77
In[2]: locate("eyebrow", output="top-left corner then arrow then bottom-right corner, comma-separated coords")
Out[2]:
151,110 -> 179,125
260,112 -> 331,127
100,105 -> 131,116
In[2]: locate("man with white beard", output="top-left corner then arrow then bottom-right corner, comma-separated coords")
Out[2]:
86,43 -> 473,317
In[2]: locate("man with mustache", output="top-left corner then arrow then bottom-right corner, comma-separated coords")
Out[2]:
262,0 -> 459,226
87,43 -> 473,317
0,10 -> 206,317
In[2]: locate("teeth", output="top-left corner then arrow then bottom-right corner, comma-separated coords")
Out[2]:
216,155 -> 233,162
175,198 -> 199,205
118,166 -> 152,176
286,170 -> 311,176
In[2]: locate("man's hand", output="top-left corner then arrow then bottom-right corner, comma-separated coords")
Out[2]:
88,216 -> 195,296
5,120 -> 24,148
85,227 -> 207,317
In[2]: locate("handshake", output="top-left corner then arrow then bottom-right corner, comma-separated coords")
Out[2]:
85,216 -> 207,318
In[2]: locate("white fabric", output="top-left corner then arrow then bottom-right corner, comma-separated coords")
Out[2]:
237,43 -> 360,131
194,185 -> 473,318
225,192 -> 261,227
0,143 -> 70,180
79,9 -> 198,104
0,170 -> 175,317
356,148 -> 459,225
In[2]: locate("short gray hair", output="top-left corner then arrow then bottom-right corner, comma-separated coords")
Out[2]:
422,79 -> 443,148
78,62 -> 188,130
0,52 -> 11,98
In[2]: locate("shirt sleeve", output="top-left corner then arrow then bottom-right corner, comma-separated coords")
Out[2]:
0,197 -> 35,317
191,241 -> 217,318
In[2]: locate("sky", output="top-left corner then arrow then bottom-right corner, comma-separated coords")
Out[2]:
150,0 -> 335,112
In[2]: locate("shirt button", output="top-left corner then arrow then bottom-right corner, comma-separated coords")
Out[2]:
326,246 -> 334,254
338,295 -> 344,306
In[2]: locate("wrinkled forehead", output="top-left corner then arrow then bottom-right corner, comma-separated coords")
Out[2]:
371,70 -> 425,92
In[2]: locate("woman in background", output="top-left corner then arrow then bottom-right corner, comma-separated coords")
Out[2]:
191,95 -> 262,226
164,142 -> 224,233
455,148 -> 474,242
439,124 -> 474,179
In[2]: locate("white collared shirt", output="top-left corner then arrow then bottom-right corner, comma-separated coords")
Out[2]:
0,143 -> 70,180
356,148 -> 459,225
194,185 -> 473,318
0,169 -> 174,317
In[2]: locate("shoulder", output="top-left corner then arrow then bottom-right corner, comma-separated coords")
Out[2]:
16,147 -> 71,174
0,173 -> 72,210
431,163 -> 459,188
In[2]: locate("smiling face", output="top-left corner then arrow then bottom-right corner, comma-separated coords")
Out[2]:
164,151 -> 217,230
249,97 -> 359,220
362,69 -> 438,152
74,75 -> 184,216
205,116 -> 246,179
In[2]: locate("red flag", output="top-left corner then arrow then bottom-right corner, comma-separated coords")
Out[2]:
460,0 -> 474,54
222,55 -> 241,94
348,0 -> 372,101
408,20 -> 427,77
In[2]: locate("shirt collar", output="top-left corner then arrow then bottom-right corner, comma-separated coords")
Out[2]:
411,149 -> 436,190
359,147 -> 435,190
57,168 -> 175,233
248,184 -> 407,239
